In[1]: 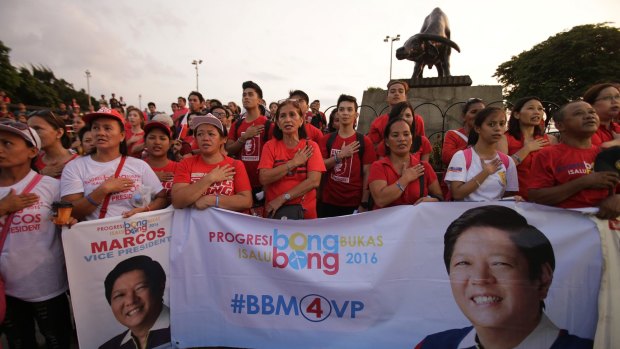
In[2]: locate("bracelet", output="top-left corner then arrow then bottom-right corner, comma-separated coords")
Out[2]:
396,182 -> 405,192
285,162 -> 293,175
215,194 -> 220,208
85,194 -> 99,206
474,179 -> 482,187
512,154 -> 522,165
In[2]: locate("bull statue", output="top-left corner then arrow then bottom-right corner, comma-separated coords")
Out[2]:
396,7 -> 460,79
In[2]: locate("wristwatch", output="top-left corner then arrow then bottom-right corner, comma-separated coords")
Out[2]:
284,193 -> 291,201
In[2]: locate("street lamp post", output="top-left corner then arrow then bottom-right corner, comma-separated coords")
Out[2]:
191,59 -> 203,91
383,34 -> 400,80
138,94 -> 142,110
85,70 -> 92,107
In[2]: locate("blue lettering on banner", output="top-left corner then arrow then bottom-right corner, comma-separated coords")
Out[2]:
230,293 -> 364,322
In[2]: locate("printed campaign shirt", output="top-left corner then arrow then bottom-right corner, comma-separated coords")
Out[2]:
173,155 -> 251,196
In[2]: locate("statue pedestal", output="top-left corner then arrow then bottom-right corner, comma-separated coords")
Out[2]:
403,75 -> 473,87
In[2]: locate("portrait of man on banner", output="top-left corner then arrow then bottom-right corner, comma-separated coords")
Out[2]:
415,205 -> 593,349
99,255 -> 172,349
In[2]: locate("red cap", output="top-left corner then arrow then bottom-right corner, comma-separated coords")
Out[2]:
144,121 -> 172,138
83,107 -> 124,124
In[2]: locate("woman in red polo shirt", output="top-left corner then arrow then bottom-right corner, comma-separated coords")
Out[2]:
258,99 -> 326,219
375,101 -> 432,161
369,117 -> 442,209
584,83 -> 620,147
172,114 -> 252,211
498,96 -> 556,200
441,98 -> 485,166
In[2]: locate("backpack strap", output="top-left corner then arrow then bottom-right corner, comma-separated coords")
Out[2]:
263,120 -> 271,143
234,118 -> 244,139
464,147 -> 510,170
497,151 -> 510,169
356,132 -> 365,175
326,132 -> 338,154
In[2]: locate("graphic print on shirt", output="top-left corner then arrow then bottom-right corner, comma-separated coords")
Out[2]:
557,161 -> 593,176
330,148 -> 352,183
190,173 -> 234,196
241,134 -> 260,162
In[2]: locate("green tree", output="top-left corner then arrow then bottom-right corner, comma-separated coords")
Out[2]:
0,41 -> 21,97
494,23 -> 620,104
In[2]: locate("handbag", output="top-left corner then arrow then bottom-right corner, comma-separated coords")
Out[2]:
0,173 -> 43,323
272,204 -> 305,220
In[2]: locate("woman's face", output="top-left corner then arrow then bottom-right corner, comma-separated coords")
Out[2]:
81,130 -> 95,154
145,129 -> 171,158
110,270 -> 160,334
385,120 -> 412,156
515,100 -> 545,127
127,110 -> 142,127
0,130 -> 37,168
211,108 -> 230,128
592,86 -> 620,122
449,227 -> 549,331
277,104 -> 303,136
464,102 -> 485,129
475,112 -> 506,144
332,115 -> 340,130
195,124 -> 225,155
91,118 -> 124,152
400,107 -> 415,126
269,103 -> 278,116
73,117 -> 86,133
27,116 -> 62,149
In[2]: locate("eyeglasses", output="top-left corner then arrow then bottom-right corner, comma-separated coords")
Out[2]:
0,120 -> 39,148
211,111 -> 227,118
595,95 -> 620,103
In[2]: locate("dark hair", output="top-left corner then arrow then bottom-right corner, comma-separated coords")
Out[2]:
77,124 -> 91,143
462,98 -> 484,116
387,102 -> 421,153
177,97 -> 186,103
147,102 -> 156,108
171,102 -> 179,108
209,99 -> 222,108
27,110 -> 71,149
86,116 -> 127,156
467,107 -> 505,146
337,94 -> 358,111
104,255 -> 166,305
444,205 -> 555,283
273,100 -> 308,140
289,90 -> 310,104
583,83 -> 620,105
327,109 -> 339,133
553,100 -> 586,124
507,96 -> 544,140
210,106 -> 229,118
188,91 -> 205,103
242,81 -> 263,99
383,117 -> 420,155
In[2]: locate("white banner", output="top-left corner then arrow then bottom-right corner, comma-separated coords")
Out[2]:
62,208 -> 173,349
170,202 -> 601,348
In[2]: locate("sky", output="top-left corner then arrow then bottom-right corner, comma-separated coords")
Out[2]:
1,0 -> 619,112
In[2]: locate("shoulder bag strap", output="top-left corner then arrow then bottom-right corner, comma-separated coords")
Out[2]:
99,157 -> 127,219
0,174 -> 43,250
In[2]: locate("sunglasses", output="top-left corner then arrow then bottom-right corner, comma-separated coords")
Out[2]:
0,120 -> 39,148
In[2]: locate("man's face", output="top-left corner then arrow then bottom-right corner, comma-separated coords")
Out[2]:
148,105 -> 156,114
310,101 -> 319,113
291,95 -> 309,114
556,101 -> 599,137
337,101 -> 357,127
242,88 -> 259,109
387,83 -> 407,106
188,95 -> 202,112
448,227 -> 549,331
110,270 -> 161,332
59,103 -> 67,111
177,98 -> 186,109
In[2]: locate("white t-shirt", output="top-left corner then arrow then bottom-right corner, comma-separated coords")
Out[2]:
0,170 -> 68,302
444,149 -> 518,201
61,155 -> 164,221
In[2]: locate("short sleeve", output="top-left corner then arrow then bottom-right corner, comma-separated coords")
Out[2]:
422,161 -> 438,186
233,160 -> 252,193
257,141 -> 276,170
173,157 -> 193,184
420,136 -> 432,156
505,157 -> 519,192
60,158 -> 85,197
306,141 -> 326,172
444,150 -> 467,183
414,114 -> 425,137
318,134 -> 330,159
368,161 -> 387,184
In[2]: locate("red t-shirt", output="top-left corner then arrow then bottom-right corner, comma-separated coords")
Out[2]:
257,139 -> 326,219
172,108 -> 189,122
304,123 -> 323,143
125,129 -> 145,158
35,152 -> 79,179
442,128 -> 468,166
506,133 -> 551,200
318,133 -> 377,206
228,116 -> 274,188
529,143 -> 608,208
173,155 -> 251,196
368,113 -> 426,145
592,122 -> 620,146
368,155 -> 438,209
375,135 -> 432,159
149,160 -> 178,197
